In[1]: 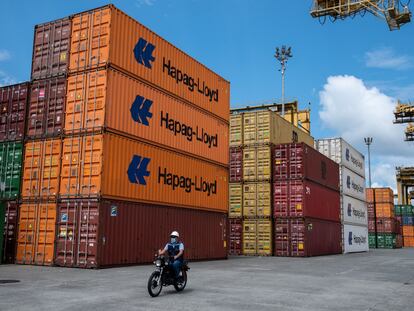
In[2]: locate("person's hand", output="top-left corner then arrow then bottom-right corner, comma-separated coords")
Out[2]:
173,256 -> 177,260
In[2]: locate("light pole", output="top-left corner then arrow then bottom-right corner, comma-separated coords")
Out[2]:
364,137 -> 373,188
274,46 -> 292,117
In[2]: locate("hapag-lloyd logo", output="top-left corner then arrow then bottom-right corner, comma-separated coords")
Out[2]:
346,176 -> 364,193
345,148 -> 363,169
347,203 -> 366,219
348,232 -> 367,245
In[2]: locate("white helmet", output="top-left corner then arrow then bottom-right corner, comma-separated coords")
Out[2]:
170,231 -> 179,237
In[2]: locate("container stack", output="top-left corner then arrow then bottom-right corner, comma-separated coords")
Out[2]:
0,82 -> 29,264
315,138 -> 369,254
228,108 -> 315,256
15,4 -> 230,268
394,204 -> 414,247
366,188 -> 402,249
273,143 -> 342,257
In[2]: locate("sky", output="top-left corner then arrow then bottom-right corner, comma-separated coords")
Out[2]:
1,0 -> 413,190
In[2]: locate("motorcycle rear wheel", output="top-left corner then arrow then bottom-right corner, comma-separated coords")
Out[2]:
174,270 -> 187,292
148,271 -> 163,297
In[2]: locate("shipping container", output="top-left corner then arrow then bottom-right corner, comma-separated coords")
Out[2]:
242,110 -> 314,146
403,236 -> 414,247
16,202 -> 57,265
403,225 -> 414,236
55,199 -> 227,268
395,234 -> 403,248
229,183 -> 242,218
340,166 -> 366,201
341,195 -> 368,226
0,202 -> 4,262
375,203 -> 394,218
243,146 -> 272,181
27,77 -> 66,139
242,219 -> 272,256
315,138 -> 365,178
273,179 -> 340,222
31,17 -> 71,80
368,233 -> 376,248
0,82 -> 29,142
368,219 -> 375,232
60,133 -> 228,212
243,182 -> 272,218
230,147 -> 242,182
342,224 -> 369,253
230,114 -> 242,146
229,218 -> 242,255
395,205 -> 414,216
274,218 -> 289,256
376,233 -> 397,249
366,188 -> 393,203
69,5 -> 230,122
22,139 -> 62,200
402,216 -> 414,225
367,203 -> 375,218
274,143 -> 340,191
1,201 -> 18,263
65,68 -> 228,166
375,218 -> 397,233
242,219 -> 256,255
0,142 -> 23,200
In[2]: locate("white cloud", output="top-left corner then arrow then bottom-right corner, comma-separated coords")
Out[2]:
319,75 -> 412,189
0,49 -> 11,61
135,0 -> 156,7
365,47 -> 412,70
0,70 -> 16,86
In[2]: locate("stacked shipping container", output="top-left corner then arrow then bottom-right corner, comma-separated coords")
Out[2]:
366,188 -> 402,249
315,138 -> 369,253
394,204 -> 414,247
15,4 -> 230,268
228,108 -> 315,256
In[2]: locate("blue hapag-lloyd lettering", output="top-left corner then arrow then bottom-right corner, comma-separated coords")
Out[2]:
157,167 -> 217,196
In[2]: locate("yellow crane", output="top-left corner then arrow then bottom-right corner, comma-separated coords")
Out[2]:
310,0 -> 412,30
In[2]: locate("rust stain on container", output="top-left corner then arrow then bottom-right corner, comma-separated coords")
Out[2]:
69,5 -> 230,122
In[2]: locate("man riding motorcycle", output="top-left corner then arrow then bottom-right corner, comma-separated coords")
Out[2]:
158,231 -> 184,280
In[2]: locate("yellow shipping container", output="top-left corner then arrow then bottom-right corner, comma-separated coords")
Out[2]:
242,219 -> 273,256
243,182 -> 272,217
229,183 -> 242,217
242,220 -> 256,255
243,146 -> 272,181
230,114 -> 243,147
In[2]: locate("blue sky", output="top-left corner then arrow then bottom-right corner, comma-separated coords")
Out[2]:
1,0 -> 414,189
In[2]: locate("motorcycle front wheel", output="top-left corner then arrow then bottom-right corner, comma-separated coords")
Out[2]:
147,271 -> 163,297
173,270 -> 187,292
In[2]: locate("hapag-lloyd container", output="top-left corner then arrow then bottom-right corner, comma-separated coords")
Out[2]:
27,77 -> 66,138
65,68 -> 228,166
273,179 -> 340,222
341,195 -> 368,226
69,5 -> 230,122
0,142 -> 23,200
1,201 -> 18,263
60,133 -> 228,212
31,17 -> 71,80
0,83 -> 29,142
343,224 -> 369,253
230,147 -> 242,182
340,166 -> 365,201
315,138 -> 365,178
55,199 -> 227,268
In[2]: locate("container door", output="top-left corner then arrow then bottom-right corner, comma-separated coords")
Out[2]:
257,146 -> 271,180
243,112 -> 257,145
230,114 -> 243,146
243,184 -> 256,217
0,202 -> 4,263
229,183 -> 242,218
242,220 -> 256,255
257,219 -> 272,255
243,148 -> 256,181
257,182 -> 271,217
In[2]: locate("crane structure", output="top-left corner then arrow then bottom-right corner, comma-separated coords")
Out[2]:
310,0 -> 412,31
396,166 -> 414,204
394,100 -> 414,141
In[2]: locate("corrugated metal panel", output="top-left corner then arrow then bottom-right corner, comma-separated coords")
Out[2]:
340,166 -> 365,201
0,83 -> 29,142
69,5 -> 230,122
257,219 -> 272,255
31,17 -> 71,80
60,133 -> 228,212
403,226 -> 414,236
27,77 -> 66,138
366,188 -> 394,203
343,224 -> 369,253
243,146 -> 272,181
274,218 -> 289,256
242,220 -> 256,255
315,138 -> 365,178
229,183 -> 242,217
273,181 -> 289,217
55,199 -> 227,268
341,195 -> 368,226
230,114 -> 242,146
229,147 -> 242,182
65,68 -> 228,166
0,142 -> 23,200
1,201 -> 18,263
229,218 -> 242,255
16,202 -> 57,265
375,203 -> 394,217
376,217 -> 397,233
243,182 -> 272,217
0,202 -> 4,262
22,139 -> 62,200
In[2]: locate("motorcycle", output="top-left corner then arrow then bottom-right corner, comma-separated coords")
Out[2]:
147,255 -> 190,297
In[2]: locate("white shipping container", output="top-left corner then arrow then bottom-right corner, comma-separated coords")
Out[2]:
340,166 -> 366,201
343,224 -> 369,253
341,195 -> 368,226
316,138 -> 365,178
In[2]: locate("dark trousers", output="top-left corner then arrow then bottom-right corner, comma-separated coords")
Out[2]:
172,260 -> 183,278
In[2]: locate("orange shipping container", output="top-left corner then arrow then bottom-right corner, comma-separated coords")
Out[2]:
69,5 -> 230,122
16,203 -> 57,265
22,139 -> 62,200
65,68 -> 228,166
60,133 -> 228,212
403,226 -> 414,236
403,236 -> 414,247
366,188 -> 394,203
375,203 -> 394,218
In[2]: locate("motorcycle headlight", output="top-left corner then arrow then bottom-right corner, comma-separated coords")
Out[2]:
155,259 -> 162,267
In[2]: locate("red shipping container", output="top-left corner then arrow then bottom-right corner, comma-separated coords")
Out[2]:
367,203 -> 375,218
31,17 -> 71,80
0,83 -> 29,142
368,219 -> 375,232
229,218 -> 242,255
273,144 -> 289,180
395,234 -> 403,248
27,77 -> 66,138
376,217 -> 396,233
2,201 -> 18,263
274,218 -> 290,256
55,199 -> 227,268
230,147 -> 242,182
273,180 -> 340,222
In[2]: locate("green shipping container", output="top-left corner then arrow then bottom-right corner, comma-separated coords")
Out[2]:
394,205 -> 402,216
0,142 -> 23,200
369,234 -> 377,249
395,205 -> 414,216
377,234 -> 396,249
